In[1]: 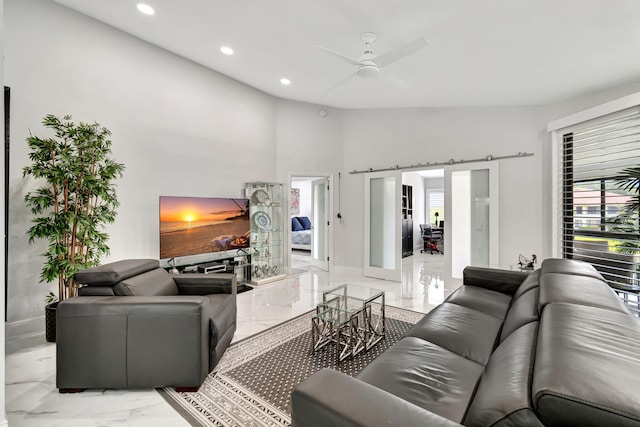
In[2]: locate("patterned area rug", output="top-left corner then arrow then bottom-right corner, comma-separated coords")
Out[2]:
160,305 -> 424,426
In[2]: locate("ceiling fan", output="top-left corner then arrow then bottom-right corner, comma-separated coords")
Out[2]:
315,32 -> 429,90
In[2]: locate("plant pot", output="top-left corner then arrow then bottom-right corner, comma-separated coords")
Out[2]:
45,301 -> 58,343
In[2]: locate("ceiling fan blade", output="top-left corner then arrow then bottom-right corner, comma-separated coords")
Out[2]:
326,72 -> 358,92
375,36 -> 429,68
381,69 -> 411,90
315,46 -> 361,66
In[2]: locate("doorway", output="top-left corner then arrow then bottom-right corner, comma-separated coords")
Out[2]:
289,174 -> 332,274
363,162 -> 498,284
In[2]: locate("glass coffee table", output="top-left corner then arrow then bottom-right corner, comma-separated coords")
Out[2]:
311,284 -> 385,362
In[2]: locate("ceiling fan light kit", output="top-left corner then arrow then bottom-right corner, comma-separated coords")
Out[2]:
357,64 -> 379,78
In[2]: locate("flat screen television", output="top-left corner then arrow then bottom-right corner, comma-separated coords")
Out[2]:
159,196 -> 250,260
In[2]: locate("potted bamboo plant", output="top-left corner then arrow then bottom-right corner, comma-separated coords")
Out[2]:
23,114 -> 125,342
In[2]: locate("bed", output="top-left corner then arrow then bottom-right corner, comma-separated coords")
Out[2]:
291,216 -> 312,251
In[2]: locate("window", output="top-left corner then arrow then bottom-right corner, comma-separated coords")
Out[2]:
562,108 -> 640,290
427,190 -> 444,227
586,205 -> 598,215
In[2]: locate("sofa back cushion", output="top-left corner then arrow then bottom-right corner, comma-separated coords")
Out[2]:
539,258 -> 606,280
500,287 -> 539,342
512,269 -> 540,300
404,302 -> 503,365
74,259 -> 159,285
117,268 -> 179,296
538,273 -> 628,315
533,303 -> 640,427
465,322 -> 543,427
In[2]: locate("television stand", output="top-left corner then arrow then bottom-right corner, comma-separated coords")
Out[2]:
163,253 -> 253,293
197,262 -> 228,274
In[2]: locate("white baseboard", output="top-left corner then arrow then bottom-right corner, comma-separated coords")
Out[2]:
6,316 -> 44,339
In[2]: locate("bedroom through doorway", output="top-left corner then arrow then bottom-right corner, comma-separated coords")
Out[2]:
289,174 -> 332,274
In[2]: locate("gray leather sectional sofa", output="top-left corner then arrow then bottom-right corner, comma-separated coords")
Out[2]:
56,259 -> 236,392
292,258 -> 640,426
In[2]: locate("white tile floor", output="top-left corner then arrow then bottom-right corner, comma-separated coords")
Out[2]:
6,251 -> 452,426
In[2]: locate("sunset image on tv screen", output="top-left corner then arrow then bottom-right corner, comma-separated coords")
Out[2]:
159,196 -> 250,259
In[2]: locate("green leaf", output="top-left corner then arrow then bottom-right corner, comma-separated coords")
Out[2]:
23,114 -> 126,301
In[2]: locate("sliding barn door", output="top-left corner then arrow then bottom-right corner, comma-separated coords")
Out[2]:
364,171 -> 402,281
445,161 -> 500,281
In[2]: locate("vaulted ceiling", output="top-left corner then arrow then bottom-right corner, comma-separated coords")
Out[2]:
52,0 -> 640,109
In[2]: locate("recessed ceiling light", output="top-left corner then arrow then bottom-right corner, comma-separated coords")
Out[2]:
220,46 -> 234,56
137,3 -> 154,15
280,78 -> 291,85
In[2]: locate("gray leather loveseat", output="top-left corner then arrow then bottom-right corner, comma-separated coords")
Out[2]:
292,258 -> 640,426
56,259 -> 236,392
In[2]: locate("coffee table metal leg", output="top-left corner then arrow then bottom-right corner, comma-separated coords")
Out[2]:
363,294 -> 385,351
312,316 -> 336,354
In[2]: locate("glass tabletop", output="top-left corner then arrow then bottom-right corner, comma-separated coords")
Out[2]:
314,304 -> 354,325
315,284 -> 384,325
323,283 -> 384,302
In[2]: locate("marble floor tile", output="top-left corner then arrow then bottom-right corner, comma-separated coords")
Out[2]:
6,252 -> 449,426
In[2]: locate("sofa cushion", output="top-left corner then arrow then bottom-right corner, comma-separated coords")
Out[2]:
404,302 -> 502,365
463,267 -> 530,295
446,285 -> 512,319
291,216 -> 304,231
297,216 -> 312,230
500,287 -> 539,342
513,269 -> 541,299
207,294 -> 236,346
73,259 -> 159,285
539,272 -> 628,314
118,268 -> 179,296
465,322 -> 543,427
533,303 -> 640,427
540,258 -> 605,281
357,337 -> 484,424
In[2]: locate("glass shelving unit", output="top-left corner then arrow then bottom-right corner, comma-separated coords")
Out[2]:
245,182 -> 286,285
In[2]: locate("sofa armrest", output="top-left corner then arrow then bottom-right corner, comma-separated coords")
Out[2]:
174,273 -> 237,295
56,296 -> 210,389
291,369 -> 462,427
463,266 -> 531,295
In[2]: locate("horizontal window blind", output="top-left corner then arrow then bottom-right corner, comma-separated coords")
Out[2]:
562,108 -> 640,291
428,191 -> 444,226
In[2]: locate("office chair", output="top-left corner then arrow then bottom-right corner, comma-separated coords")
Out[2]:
420,224 -> 443,255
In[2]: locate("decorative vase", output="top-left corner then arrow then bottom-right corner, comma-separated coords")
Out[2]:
45,301 -> 58,343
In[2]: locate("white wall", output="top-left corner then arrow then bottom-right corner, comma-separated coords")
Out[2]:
5,0 -> 277,322
274,99 -> 343,263
275,100 -> 342,183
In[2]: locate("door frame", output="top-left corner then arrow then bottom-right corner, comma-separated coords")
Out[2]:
310,177 -> 330,271
288,172 -> 334,273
